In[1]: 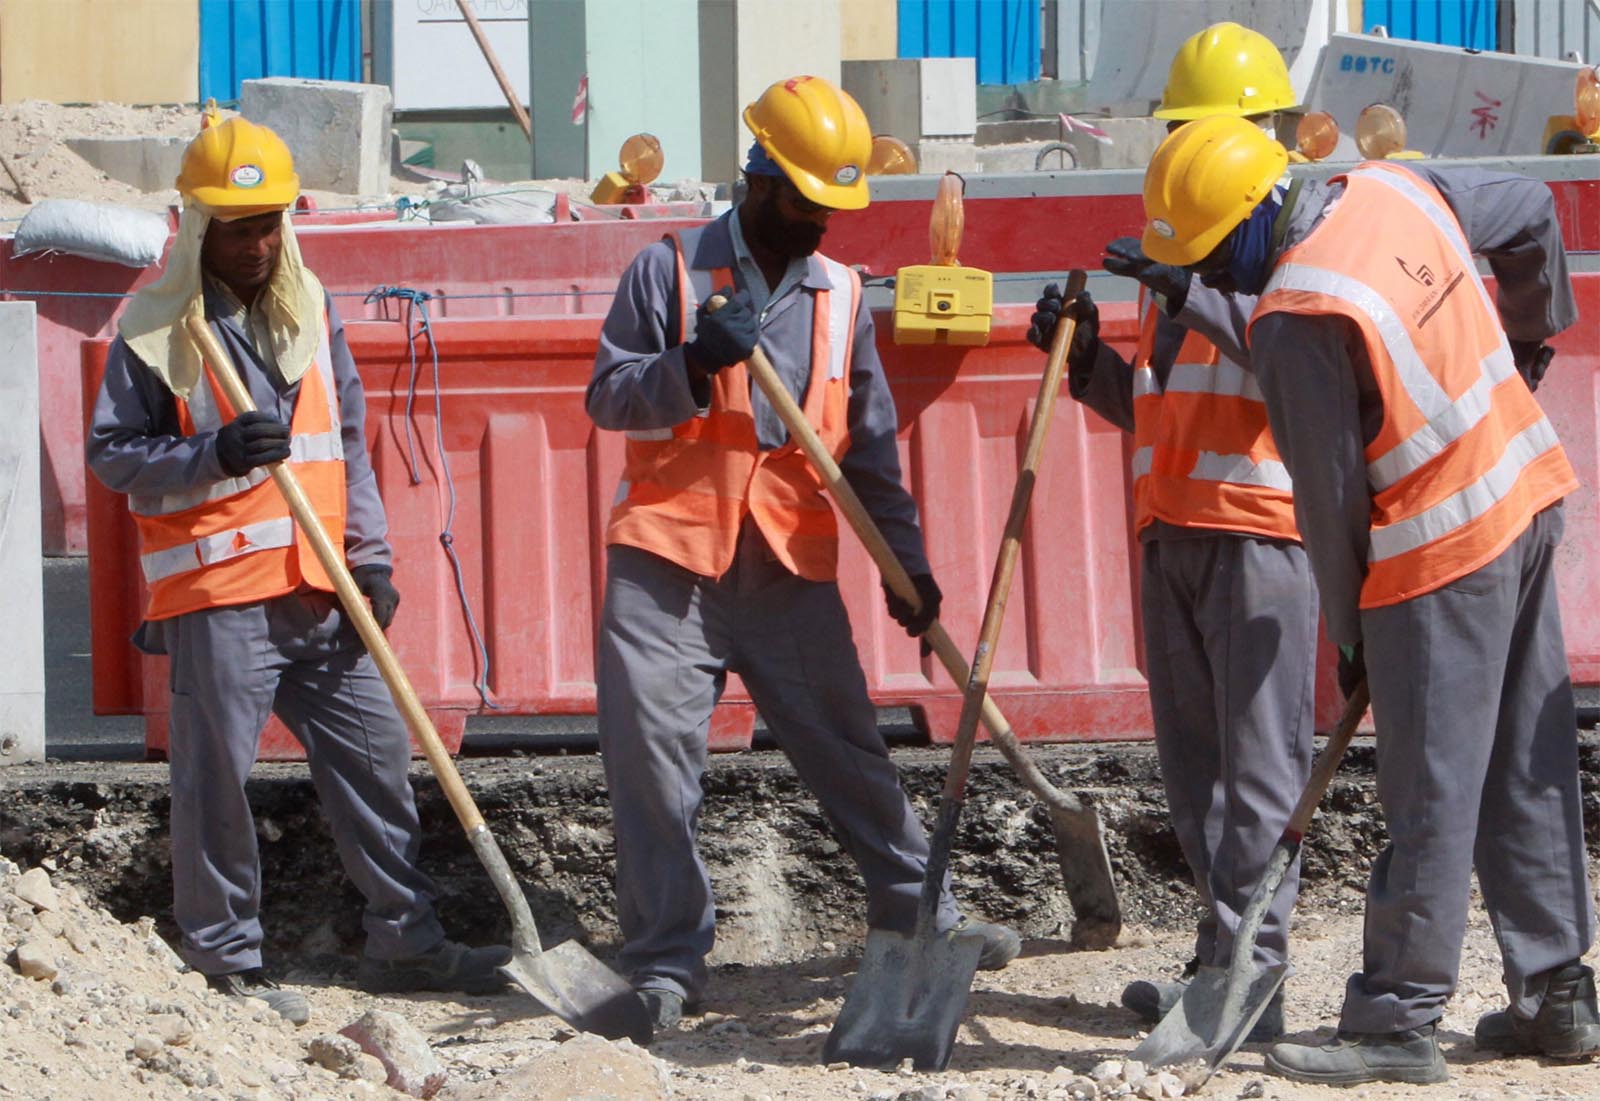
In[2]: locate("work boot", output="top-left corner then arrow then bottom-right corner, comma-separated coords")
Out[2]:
950,914 -> 1022,971
356,938 -> 512,995
1122,959 -> 1284,1043
638,988 -> 685,1033
1264,1022 -> 1447,1085
1121,956 -> 1200,1023
207,968 -> 311,1026
1475,963 -> 1600,1060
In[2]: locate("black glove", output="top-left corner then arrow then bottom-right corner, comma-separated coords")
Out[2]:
352,564 -> 400,630
685,286 -> 760,375
1027,284 -> 1100,373
1337,642 -> 1365,701
1102,236 -> 1191,311
215,411 -> 291,477
1509,339 -> 1555,392
884,573 -> 942,639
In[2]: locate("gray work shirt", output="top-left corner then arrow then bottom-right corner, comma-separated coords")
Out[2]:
1245,164 -> 1578,645
87,284 -> 393,646
586,208 -> 930,576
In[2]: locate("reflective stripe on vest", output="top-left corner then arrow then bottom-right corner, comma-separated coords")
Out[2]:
129,314 -> 348,618
1253,162 -> 1575,606
605,224 -> 859,580
1128,296 -> 1299,540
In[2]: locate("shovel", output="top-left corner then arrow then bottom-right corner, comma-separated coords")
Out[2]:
1132,677 -> 1372,1081
705,289 -> 1121,950
184,317 -> 652,1046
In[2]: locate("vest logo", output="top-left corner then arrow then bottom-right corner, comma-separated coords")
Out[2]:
1396,257 -> 1435,286
230,531 -> 253,553
230,164 -> 265,188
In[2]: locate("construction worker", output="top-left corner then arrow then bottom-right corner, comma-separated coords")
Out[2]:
1028,22 -> 1314,1044
86,115 -> 509,1023
587,74 -> 1019,1034
1139,115 -> 1597,1084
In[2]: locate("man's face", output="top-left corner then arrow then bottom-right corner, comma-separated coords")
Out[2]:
747,175 -> 834,258
201,211 -> 284,297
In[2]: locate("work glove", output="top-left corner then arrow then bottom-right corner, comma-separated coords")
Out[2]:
884,572 -> 942,640
215,411 -> 291,477
1027,285 -> 1100,374
685,286 -> 760,375
1337,642 -> 1365,702
352,564 -> 401,630
1509,339 -> 1555,392
1102,237 -> 1191,312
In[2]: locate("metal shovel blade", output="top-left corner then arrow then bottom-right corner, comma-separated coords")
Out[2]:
1130,961 -> 1288,1081
1048,803 -> 1121,949
823,926 -> 985,1071
501,939 -> 653,1046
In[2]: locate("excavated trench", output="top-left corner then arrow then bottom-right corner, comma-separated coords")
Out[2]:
0,737 -> 1596,977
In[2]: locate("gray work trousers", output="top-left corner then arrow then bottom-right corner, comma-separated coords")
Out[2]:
1141,534 -> 1319,969
165,590 -> 444,975
1342,505 -> 1595,1032
597,532 -> 957,1003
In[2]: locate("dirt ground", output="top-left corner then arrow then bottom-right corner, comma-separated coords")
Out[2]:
0,741 -> 1597,1101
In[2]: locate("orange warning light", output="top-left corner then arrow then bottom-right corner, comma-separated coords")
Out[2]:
1295,111 -> 1340,161
618,133 -> 663,186
868,135 -> 918,176
1576,68 -> 1600,137
1356,103 -> 1408,160
929,172 -> 964,266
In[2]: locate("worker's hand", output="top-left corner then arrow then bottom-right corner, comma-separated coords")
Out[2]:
1102,237 -> 1191,311
352,564 -> 400,630
215,411 -> 291,477
1509,339 -> 1555,392
686,287 -> 760,376
884,572 -> 942,639
1337,642 -> 1365,701
1027,284 -> 1100,372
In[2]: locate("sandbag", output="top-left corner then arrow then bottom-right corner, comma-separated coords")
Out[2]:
11,199 -> 170,267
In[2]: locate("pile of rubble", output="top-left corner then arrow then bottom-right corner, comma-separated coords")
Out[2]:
0,853 -> 676,1100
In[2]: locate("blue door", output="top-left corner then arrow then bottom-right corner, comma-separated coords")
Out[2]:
1364,0 -> 1498,50
200,0 -> 362,102
898,0 -> 1039,86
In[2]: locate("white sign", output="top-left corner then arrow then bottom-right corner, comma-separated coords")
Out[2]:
391,0 -> 530,111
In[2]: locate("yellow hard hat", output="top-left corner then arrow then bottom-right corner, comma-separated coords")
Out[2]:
1155,22 -> 1299,121
1141,115 -> 1288,266
742,76 -> 872,211
176,115 -> 300,220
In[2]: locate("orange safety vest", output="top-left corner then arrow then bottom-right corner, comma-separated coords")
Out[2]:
130,316 -> 346,620
1250,162 -> 1576,608
605,226 -> 859,581
1130,294 -> 1299,541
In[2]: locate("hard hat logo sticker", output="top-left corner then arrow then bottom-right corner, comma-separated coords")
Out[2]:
834,165 -> 861,185
1150,218 -> 1177,239
231,164 -> 265,189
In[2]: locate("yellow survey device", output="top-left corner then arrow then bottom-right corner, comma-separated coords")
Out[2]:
892,171 -> 993,346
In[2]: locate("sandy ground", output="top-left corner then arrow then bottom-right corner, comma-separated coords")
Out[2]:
7,841 -> 1594,1101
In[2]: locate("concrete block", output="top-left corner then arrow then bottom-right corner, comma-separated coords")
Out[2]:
843,57 -> 977,141
63,136 -> 187,193
0,302 -> 43,765
913,138 -> 978,175
241,78 -> 393,197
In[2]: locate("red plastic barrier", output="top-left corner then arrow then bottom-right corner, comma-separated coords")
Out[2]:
83,270 -> 1600,758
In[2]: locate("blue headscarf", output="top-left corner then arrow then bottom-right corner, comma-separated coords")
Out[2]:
744,141 -> 785,177
1224,187 -> 1284,296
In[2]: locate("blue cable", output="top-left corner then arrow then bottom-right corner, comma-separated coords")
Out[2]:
363,285 -> 497,710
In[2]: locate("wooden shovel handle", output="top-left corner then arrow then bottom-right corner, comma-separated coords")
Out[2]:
183,316 -> 485,834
